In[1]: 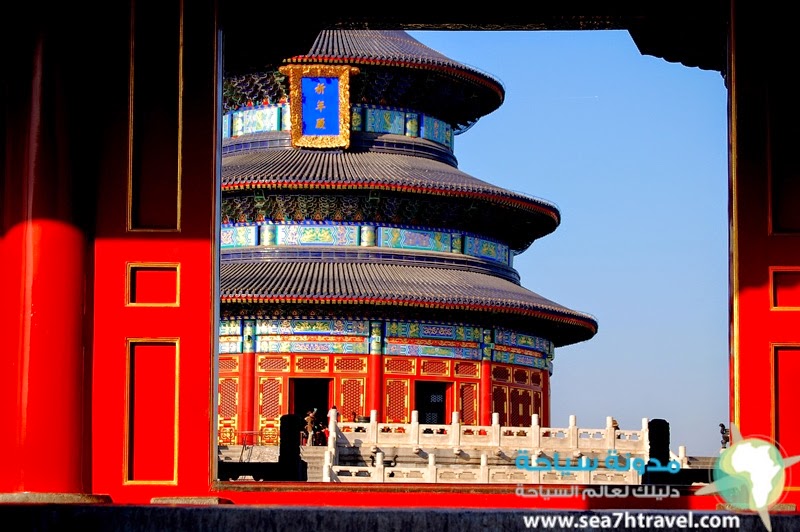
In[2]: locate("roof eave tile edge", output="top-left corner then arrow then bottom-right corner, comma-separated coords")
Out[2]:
219,295 -> 598,335
220,182 -> 561,226
284,55 -> 505,103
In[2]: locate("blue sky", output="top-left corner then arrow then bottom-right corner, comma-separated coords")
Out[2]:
408,30 -> 729,456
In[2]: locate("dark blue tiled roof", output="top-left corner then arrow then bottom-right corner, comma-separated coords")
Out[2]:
284,30 -> 505,126
219,259 -> 597,346
221,139 -> 560,223
295,30 -> 499,86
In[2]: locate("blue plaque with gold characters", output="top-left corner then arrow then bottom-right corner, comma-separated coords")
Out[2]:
301,77 -> 339,135
278,64 -> 360,149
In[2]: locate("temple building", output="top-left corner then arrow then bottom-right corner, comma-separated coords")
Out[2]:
216,30 -> 598,447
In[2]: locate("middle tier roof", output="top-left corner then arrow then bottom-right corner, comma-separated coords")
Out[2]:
222,132 -> 561,252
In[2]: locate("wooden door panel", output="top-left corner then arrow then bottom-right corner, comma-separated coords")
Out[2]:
92,0 -> 218,502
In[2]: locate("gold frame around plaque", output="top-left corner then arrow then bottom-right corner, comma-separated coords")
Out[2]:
278,64 -> 359,149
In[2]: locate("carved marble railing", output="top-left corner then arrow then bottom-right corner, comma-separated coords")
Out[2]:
323,410 -> 650,484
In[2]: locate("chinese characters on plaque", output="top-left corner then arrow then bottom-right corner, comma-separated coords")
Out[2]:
279,64 -> 360,149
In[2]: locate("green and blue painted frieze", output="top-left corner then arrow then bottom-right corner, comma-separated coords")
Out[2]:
276,224 -> 359,246
225,103 -> 454,152
494,328 -> 554,358
256,319 -> 370,336
378,227 -> 451,252
385,321 -> 482,341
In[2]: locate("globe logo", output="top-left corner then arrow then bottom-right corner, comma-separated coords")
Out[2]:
697,424 -> 800,532
714,437 -> 785,510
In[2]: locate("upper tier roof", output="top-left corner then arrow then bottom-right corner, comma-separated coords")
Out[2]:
286,30 -> 502,93
287,30 -> 504,131
224,30 -> 505,132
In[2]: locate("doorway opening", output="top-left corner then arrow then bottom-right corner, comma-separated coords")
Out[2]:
214,27 -> 728,484
290,377 -> 332,419
415,381 -> 450,424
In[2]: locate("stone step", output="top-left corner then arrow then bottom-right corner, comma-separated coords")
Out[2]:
300,446 -> 328,482
218,445 -> 279,463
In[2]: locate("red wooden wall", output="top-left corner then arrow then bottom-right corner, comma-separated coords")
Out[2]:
218,351 -> 549,442
730,1 -> 800,495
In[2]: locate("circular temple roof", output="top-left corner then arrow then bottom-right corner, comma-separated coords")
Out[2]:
220,253 -> 597,347
286,30 -> 504,131
224,30 -> 505,132
221,132 -> 560,251
219,29 -> 597,347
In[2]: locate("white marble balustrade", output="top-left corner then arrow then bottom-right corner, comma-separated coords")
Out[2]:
325,410 -> 651,484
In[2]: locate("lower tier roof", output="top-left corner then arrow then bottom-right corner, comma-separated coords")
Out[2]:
220,256 -> 597,347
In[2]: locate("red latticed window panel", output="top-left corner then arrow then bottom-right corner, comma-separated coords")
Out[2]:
533,391 -> 543,419
530,370 -> 542,387
295,356 -> 329,373
218,377 -> 238,418
509,388 -> 532,427
420,359 -> 448,376
334,356 -> 367,373
513,368 -> 528,385
258,355 -> 289,372
259,377 -> 282,421
492,385 -> 508,426
384,357 -> 414,374
340,378 -> 365,419
219,356 -> 239,373
217,377 -> 239,445
454,361 -> 478,378
459,383 -> 477,425
492,364 -> 511,382
385,379 -> 409,423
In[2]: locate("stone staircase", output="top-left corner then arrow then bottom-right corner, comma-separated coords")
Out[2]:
218,445 -> 280,463
300,446 -> 328,482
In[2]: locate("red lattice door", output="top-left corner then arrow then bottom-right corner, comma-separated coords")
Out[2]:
257,377 -> 283,445
492,385 -> 509,426
217,360 -> 240,445
459,383 -> 478,425
509,388 -> 532,427
385,379 -> 410,423
339,378 -> 366,421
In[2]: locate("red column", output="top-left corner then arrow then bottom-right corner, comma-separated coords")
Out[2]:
240,353 -> 255,444
480,360 -> 492,426
239,320 -> 256,444
1,28 -> 88,495
542,370 -> 551,427
479,329 -> 493,425
366,321 -> 382,419
367,355 -> 382,419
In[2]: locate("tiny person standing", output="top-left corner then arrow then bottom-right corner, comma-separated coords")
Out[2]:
304,410 -> 315,446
